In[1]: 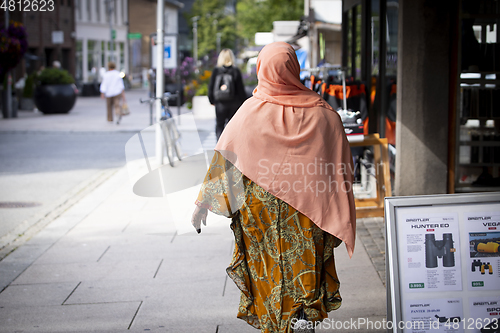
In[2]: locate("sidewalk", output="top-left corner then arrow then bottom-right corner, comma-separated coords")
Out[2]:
0,89 -> 173,133
0,93 -> 387,332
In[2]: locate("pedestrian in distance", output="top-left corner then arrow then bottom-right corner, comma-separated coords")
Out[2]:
100,62 -> 126,124
208,48 -> 247,140
192,42 -> 356,333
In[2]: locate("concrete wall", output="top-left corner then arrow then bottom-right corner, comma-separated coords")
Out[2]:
395,0 -> 453,195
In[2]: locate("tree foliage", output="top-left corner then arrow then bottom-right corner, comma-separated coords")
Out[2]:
236,0 -> 304,41
188,0 -> 238,58
187,0 -> 304,57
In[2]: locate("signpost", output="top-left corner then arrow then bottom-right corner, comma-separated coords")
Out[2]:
151,35 -> 178,69
52,31 -> 64,44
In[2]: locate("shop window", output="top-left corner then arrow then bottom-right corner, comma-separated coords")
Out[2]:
76,0 -> 81,20
347,9 -> 353,75
87,0 -> 92,21
455,0 -> 500,192
101,41 -> 106,68
371,0 -> 380,76
76,40 -> 83,81
121,0 -> 126,24
96,0 -> 100,22
114,0 -> 118,25
87,40 -> 102,82
119,42 -> 125,71
108,41 -> 118,64
386,1 -> 399,76
354,4 -> 362,80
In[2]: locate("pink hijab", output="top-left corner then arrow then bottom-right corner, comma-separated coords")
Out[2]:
215,42 -> 356,257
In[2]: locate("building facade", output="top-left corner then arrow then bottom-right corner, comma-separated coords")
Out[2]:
2,0 -> 76,76
128,0 -> 183,86
75,0 -> 129,90
342,0 -> 500,196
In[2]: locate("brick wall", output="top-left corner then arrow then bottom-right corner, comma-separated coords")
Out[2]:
3,0 -> 76,75
128,0 -> 156,68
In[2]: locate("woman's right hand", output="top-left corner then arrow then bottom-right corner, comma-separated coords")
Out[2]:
191,206 -> 208,234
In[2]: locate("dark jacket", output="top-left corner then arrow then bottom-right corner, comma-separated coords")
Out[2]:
208,65 -> 247,108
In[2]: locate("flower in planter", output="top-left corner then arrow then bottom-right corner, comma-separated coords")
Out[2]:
0,21 -> 28,81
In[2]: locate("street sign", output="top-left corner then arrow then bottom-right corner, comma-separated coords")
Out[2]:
111,29 -> 116,40
128,33 -> 142,40
151,35 -> 177,69
52,31 -> 64,44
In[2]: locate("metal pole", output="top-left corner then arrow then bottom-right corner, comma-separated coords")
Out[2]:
150,102 -> 153,125
176,34 -> 181,122
192,16 -> 199,68
156,0 -> 165,164
379,0 -> 387,138
3,10 -> 12,119
108,0 -> 114,61
342,70 -> 347,111
216,32 -> 221,55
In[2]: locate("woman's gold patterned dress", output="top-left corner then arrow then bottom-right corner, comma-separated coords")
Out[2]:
196,152 -> 342,333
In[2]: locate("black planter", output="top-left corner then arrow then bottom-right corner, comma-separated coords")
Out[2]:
34,84 -> 77,114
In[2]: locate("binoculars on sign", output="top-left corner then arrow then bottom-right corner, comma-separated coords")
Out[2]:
471,260 -> 493,274
435,315 -> 461,323
476,242 -> 500,253
425,233 -> 455,268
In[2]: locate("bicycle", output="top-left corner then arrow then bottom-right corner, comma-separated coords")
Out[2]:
140,93 -> 183,167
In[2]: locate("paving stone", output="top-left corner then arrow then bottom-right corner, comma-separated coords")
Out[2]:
0,282 -> 78,307
23,215 -> 85,247
34,242 -> 111,264
64,279 -> 154,305
0,301 -> 141,332
0,262 -> 30,292
0,162 -> 390,332
10,262 -> 114,285
130,279 -> 236,331
217,322 -> 259,333
105,259 -> 164,281
356,229 -> 370,236
96,238 -> 176,263
0,243 -> 52,265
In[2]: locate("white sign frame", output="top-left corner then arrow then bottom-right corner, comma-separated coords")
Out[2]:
51,31 -> 64,44
151,34 -> 178,69
386,192 -> 500,333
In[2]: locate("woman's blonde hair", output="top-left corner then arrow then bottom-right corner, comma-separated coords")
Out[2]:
217,49 -> 236,67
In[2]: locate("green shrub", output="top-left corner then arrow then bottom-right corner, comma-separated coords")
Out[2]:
22,73 -> 36,98
195,82 -> 208,96
36,68 -> 75,85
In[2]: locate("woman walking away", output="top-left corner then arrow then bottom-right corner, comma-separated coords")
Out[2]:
192,42 -> 356,333
100,62 -> 125,124
208,49 -> 247,140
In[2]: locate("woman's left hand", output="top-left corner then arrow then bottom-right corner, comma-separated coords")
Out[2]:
191,206 -> 208,234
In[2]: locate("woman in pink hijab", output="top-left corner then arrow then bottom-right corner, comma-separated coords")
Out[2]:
192,42 -> 356,333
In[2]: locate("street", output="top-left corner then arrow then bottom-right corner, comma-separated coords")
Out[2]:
0,131 -> 133,250
0,89 -> 386,332
0,89 -> 215,257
